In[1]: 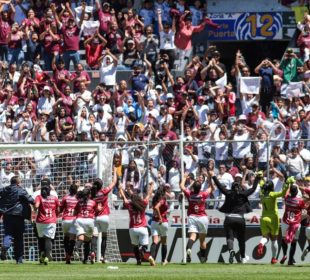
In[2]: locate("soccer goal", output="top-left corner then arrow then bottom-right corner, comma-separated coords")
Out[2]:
0,143 -> 122,263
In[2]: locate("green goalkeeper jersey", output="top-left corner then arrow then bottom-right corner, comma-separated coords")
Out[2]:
260,184 -> 289,217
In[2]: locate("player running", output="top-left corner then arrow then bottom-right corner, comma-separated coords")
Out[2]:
34,178 -> 59,265
280,184 -> 307,265
118,182 -> 154,265
148,185 -> 172,266
59,183 -> 79,264
90,169 -> 117,263
180,173 -> 214,264
73,187 -> 97,264
256,177 -> 295,264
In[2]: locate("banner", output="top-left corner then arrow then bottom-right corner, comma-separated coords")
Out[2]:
281,82 -> 304,98
240,77 -> 261,94
215,73 -> 227,89
206,12 -> 296,41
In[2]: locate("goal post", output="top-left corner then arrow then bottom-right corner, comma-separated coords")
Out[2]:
0,143 -> 121,263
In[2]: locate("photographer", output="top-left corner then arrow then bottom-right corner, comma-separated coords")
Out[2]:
280,48 -> 304,84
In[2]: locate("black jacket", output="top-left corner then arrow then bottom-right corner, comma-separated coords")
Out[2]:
0,184 -> 34,219
212,176 -> 259,215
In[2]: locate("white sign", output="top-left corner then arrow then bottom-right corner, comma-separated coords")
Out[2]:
281,82 -> 304,98
240,77 -> 261,94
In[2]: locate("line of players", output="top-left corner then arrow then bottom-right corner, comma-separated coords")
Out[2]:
33,167 -> 310,266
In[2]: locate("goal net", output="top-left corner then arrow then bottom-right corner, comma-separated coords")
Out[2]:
0,143 -> 122,263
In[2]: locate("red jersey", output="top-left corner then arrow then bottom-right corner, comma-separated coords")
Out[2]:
75,199 -> 97,219
61,26 -> 80,51
184,189 -> 209,217
282,195 -> 306,225
35,195 -> 59,224
93,187 -> 113,216
85,44 -> 104,68
153,198 -> 168,223
60,194 -> 78,221
124,199 -> 148,228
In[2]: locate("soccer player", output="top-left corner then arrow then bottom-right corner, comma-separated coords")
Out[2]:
148,185 -> 171,266
256,177 -> 295,264
210,170 -> 262,264
90,169 -> 117,263
73,187 -> 97,264
34,178 -> 59,265
280,184 -> 307,265
300,185 -> 310,261
60,183 -> 79,264
118,182 -> 154,265
180,173 -> 214,264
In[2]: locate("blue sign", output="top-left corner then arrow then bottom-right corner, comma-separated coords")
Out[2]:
206,12 -> 294,41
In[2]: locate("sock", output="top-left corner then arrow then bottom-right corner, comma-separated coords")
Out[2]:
227,239 -> 234,252
161,244 -> 167,262
45,238 -> 52,259
83,241 -> 90,261
91,236 -> 98,254
133,246 -> 141,262
64,236 -> 70,254
282,240 -> 288,256
271,240 -> 278,259
101,236 -> 107,259
68,240 -> 75,256
75,240 -> 83,250
200,248 -> 206,258
38,238 -> 45,256
260,237 -> 268,246
150,243 -> 157,259
186,239 -> 195,250
289,242 -> 297,262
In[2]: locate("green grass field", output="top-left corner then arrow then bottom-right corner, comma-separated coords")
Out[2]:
1,262 -> 310,280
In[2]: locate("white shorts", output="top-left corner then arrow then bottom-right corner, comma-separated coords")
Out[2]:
95,215 -> 110,233
36,223 -> 57,239
129,227 -> 149,246
151,221 -> 169,237
74,218 -> 95,238
62,220 -> 76,235
188,215 -> 209,234
281,223 -> 301,241
305,226 -> 310,239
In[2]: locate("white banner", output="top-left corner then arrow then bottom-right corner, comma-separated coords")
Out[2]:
215,73 -> 227,90
281,82 -> 304,99
240,77 -> 261,94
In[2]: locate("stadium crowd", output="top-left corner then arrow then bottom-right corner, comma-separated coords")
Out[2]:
0,0 -> 309,208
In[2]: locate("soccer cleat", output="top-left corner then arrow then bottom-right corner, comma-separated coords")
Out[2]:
271,258 -> 278,264
162,259 -> 168,266
257,243 -> 264,257
90,252 -> 96,264
186,249 -> 192,263
148,256 -> 156,266
229,250 -> 235,264
43,257 -> 49,265
301,248 -> 309,261
280,256 -> 287,264
241,255 -> 250,264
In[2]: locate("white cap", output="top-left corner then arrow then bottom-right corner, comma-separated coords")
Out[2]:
43,85 -> 51,91
116,107 -> 123,113
155,85 -> 162,90
166,93 -> 174,99
238,114 -> 247,121
128,107 -> 135,113
235,173 -> 243,178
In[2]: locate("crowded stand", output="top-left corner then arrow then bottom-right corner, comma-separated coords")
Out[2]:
0,0 -> 309,207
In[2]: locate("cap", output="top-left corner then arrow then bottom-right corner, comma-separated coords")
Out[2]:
41,178 -> 51,187
102,2 -> 110,6
286,48 -> 293,54
155,85 -> 163,90
43,85 -> 51,91
235,173 -> 243,178
166,93 -> 174,99
128,107 -> 135,113
117,135 -> 127,141
127,39 -> 135,44
252,101 -> 259,107
116,107 -> 123,113
238,114 -> 247,121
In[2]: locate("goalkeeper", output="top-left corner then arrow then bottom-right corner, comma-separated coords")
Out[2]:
256,176 -> 295,264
